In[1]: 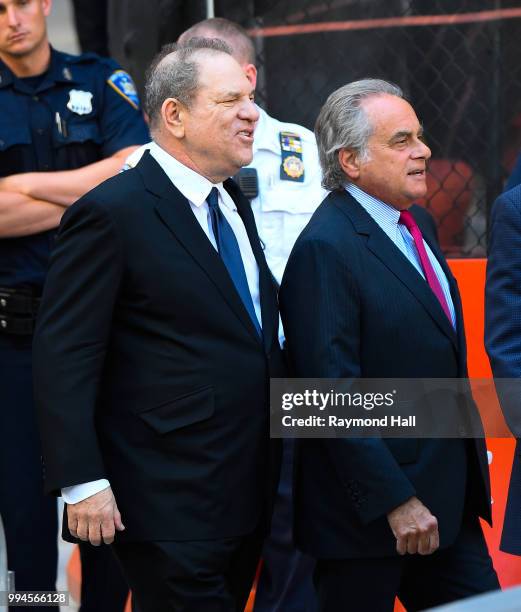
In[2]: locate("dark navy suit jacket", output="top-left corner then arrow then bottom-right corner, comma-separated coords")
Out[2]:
280,190 -> 491,559
485,184 -> 521,555
33,151 -> 285,543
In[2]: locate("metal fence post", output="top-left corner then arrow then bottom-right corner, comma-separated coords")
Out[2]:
0,514 -> 14,612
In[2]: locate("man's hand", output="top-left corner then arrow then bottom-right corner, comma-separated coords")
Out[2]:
67,486 -> 125,546
387,496 -> 439,556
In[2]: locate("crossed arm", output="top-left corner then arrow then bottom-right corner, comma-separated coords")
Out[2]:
0,145 -> 138,238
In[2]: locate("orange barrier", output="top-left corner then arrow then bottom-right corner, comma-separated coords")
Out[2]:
449,258 -> 521,588
67,546 -> 80,605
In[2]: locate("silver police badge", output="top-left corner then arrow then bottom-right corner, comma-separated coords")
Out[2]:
67,89 -> 93,115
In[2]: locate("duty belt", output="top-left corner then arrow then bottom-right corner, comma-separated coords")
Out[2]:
0,288 -> 41,335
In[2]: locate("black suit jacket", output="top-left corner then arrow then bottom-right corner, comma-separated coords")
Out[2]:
33,151 -> 285,542
279,190 -> 491,559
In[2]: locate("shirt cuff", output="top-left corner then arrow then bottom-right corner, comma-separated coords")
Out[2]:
61,479 -> 110,504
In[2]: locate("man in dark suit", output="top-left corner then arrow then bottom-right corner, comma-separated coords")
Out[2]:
33,38 -> 284,611
279,78 -> 499,611
485,185 -> 521,555
71,0 -> 207,97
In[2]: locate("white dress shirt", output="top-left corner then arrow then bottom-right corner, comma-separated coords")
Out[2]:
62,141 -> 261,504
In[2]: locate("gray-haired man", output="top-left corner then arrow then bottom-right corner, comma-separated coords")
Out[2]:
280,79 -> 499,611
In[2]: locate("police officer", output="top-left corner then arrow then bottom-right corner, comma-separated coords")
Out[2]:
0,1 -> 149,608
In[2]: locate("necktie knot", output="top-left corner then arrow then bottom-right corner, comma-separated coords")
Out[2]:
206,187 -> 219,212
398,209 -> 417,233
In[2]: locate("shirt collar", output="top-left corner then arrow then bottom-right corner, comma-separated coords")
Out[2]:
148,141 -> 236,211
346,183 -> 401,243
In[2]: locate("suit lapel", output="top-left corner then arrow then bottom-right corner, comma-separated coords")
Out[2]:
136,151 -> 263,345
332,191 -> 458,349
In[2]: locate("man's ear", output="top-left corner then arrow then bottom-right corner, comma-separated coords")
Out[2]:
243,63 -> 257,89
338,148 -> 361,180
161,98 -> 186,139
42,0 -> 53,18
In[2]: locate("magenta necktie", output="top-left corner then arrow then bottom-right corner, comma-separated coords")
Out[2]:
398,210 -> 452,323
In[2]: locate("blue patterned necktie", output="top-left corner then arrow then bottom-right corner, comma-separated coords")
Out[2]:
207,187 -> 262,336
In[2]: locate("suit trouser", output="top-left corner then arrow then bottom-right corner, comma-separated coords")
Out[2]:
501,441 -> 521,555
79,542 -> 130,612
112,525 -> 265,612
254,439 -> 317,612
0,338 -> 58,612
314,513 -> 500,612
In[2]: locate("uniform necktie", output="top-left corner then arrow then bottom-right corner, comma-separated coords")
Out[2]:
398,209 -> 452,323
207,187 -> 262,336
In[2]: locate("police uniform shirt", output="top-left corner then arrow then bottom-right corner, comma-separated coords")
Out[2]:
0,47 -> 150,292
247,106 -> 327,284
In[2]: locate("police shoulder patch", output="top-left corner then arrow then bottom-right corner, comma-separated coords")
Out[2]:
107,70 -> 140,109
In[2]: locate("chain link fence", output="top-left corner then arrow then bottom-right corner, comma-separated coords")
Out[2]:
77,0 -> 521,257
232,0 -> 521,257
